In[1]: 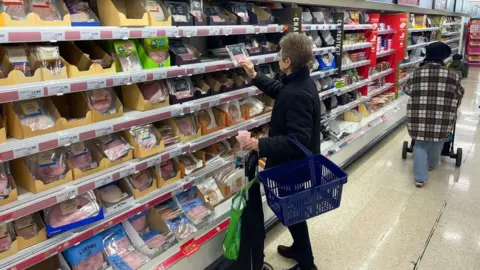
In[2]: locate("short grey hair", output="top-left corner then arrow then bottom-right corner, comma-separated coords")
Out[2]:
278,32 -> 313,72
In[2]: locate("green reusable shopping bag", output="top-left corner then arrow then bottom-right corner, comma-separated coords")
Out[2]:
223,179 -> 257,260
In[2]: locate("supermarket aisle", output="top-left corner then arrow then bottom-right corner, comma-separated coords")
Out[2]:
263,70 -> 480,270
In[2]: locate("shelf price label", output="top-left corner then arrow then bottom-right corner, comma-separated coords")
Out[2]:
113,29 -> 129,40
87,79 -> 107,90
0,32 -> 8,43
95,126 -> 113,137
119,166 -> 135,179
147,156 -> 161,168
246,27 -> 254,34
183,28 -> 196,37
56,188 -> 78,203
166,28 -> 178,37
193,66 -> 205,74
131,74 -> 147,83
81,30 -> 100,40
153,70 -> 168,80
42,31 -> 65,42
14,145 -> 39,158
142,29 -> 156,38
223,28 -> 233,35
48,84 -> 70,96
113,76 -> 130,86
19,87 -> 44,100
208,28 -> 220,36
95,174 -> 113,188
256,57 -> 265,65
58,133 -> 80,146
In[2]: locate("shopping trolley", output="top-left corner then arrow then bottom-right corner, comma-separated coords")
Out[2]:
402,120 -> 463,167
259,139 -> 348,227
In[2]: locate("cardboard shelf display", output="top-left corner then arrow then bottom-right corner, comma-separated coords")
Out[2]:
59,42 -> 115,78
198,108 -> 226,135
120,171 -> 158,200
123,127 -> 166,158
67,146 -> 106,180
0,2 -> 71,27
16,213 -> 47,250
0,47 -> 43,86
0,174 -> 17,207
121,83 -> 170,111
89,92 -> 124,123
154,159 -> 182,188
51,92 -> 93,130
157,117 -> 201,143
97,0 -> 149,26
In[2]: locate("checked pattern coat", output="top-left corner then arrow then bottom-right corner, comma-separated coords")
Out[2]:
404,62 -> 464,142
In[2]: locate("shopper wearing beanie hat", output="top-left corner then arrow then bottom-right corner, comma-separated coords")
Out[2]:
405,42 -> 464,187
448,53 -> 469,79
239,32 -> 320,270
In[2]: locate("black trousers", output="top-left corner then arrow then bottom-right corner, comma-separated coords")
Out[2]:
289,221 -> 314,269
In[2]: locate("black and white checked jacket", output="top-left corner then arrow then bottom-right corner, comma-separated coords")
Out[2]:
404,62 -> 464,142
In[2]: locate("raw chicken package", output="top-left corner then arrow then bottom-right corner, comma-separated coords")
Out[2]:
174,115 -> 197,137
86,88 -> 117,115
166,77 -> 194,100
129,124 -> 159,150
169,39 -> 199,63
196,108 -> 217,130
27,0 -> 63,21
44,191 -> 103,236
156,123 -> 180,146
175,187 -> 212,225
27,148 -> 68,184
143,0 -> 167,22
14,99 -> 56,131
64,0 -> 100,26
95,134 -> 132,161
0,224 -> 15,254
176,153 -> 202,175
5,46 -> 33,76
12,213 -> 41,241
102,225 -> 150,270
155,199 -> 197,241
159,160 -> 177,180
225,44 -> 249,67
0,0 -> 28,21
33,45 -> 63,75
217,99 -> 244,123
67,141 -> 98,172
0,163 -> 14,201
197,177 -> 224,206
138,81 -> 168,104
63,234 -> 108,270
125,211 -> 176,253
127,169 -> 154,192
240,97 -> 264,117
114,41 -> 143,72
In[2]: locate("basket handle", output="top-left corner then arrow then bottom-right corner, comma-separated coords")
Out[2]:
288,138 -> 314,157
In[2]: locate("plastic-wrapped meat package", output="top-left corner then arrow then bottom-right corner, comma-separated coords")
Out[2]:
130,125 -> 159,150
67,141 -> 98,172
128,211 -> 176,250
240,97 -> 264,117
196,108 -> 217,130
44,191 -> 100,228
5,46 -> 32,76
63,234 -> 107,270
143,0 -> 166,22
149,51 -> 169,65
160,160 -> 176,180
190,0 -> 202,22
102,225 -> 149,270
203,6 -> 225,23
236,130 -> 251,149
155,199 -> 197,241
15,99 -> 55,131
245,38 -> 262,54
13,214 -> 40,240
1,1 -> 28,20
86,88 -> 117,115
28,0 -> 62,21
0,163 -> 13,200
175,187 -> 212,225
156,124 -> 180,146
98,184 -> 127,205
216,140 -> 232,156
95,134 -> 132,161
197,177 -> 224,206
164,1 -> 190,22
113,41 -> 142,72
34,46 -> 63,75
170,40 -> 198,62
129,212 -> 148,233
64,0 -> 99,23
27,149 -> 67,184
139,81 -> 167,104
166,77 -> 194,100
217,100 -> 243,123
174,115 -> 197,136
127,169 -> 154,191
0,224 -> 13,253
230,2 -> 250,23
226,44 -> 249,67
176,153 -> 202,175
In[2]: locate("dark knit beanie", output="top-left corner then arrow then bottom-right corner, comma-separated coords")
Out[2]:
452,54 -> 463,61
424,42 -> 452,62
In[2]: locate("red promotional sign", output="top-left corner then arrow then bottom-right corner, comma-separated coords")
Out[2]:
367,14 -> 380,67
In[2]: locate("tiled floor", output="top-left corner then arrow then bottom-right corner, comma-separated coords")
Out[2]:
264,70 -> 480,270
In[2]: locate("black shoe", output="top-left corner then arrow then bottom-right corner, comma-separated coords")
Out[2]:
277,245 -> 298,261
284,264 -> 318,270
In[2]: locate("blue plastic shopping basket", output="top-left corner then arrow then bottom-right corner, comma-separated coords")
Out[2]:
259,139 -> 348,226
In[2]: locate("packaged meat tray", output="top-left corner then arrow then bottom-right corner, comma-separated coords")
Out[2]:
27,149 -> 68,185
225,44 -> 249,67
142,37 -> 170,67
33,45 -> 63,75
190,0 -> 203,23
138,81 -> 168,104
95,134 -> 132,162
5,46 -> 33,76
113,41 -> 143,72
159,160 -> 177,180
174,115 -> 198,137
102,225 -> 150,270
164,1 -> 191,23
64,0 -> 100,26
63,234 -> 108,270
166,77 -> 194,101
169,39 -> 199,63
12,214 -> 40,241
44,191 -> 103,237
175,187 -> 212,225
86,88 -> 117,115
197,177 -> 224,206
0,224 -> 15,255
241,97 -> 264,117
216,140 -> 233,157
143,0 -> 167,22
67,141 -> 98,172
127,169 -> 154,192
0,163 -> 14,201
156,123 -> 180,146
0,0 -> 29,21
14,99 -> 56,132
196,108 -> 218,130
129,124 -> 159,150
217,99 -> 244,124
203,5 -> 227,24
155,199 -> 197,241
176,153 -> 202,175
28,0 -> 63,21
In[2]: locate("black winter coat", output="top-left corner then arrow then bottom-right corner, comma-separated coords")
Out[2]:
253,67 -> 321,169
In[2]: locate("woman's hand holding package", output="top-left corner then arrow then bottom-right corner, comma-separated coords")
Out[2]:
243,138 -> 259,152
239,59 -> 257,78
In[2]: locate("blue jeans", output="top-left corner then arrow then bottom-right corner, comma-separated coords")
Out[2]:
413,140 -> 444,182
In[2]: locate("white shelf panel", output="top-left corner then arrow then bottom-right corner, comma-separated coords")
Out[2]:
322,96 -> 370,122
343,42 -> 372,51
344,24 -> 373,30
0,112 -> 271,226
443,22 -> 462,26
368,83 -> 394,97
378,29 -> 396,35
398,74 -> 412,85
342,60 -> 371,70
311,69 -> 338,80
319,79 -> 370,100
0,25 -> 284,43
444,37 -> 460,44
368,68 -> 394,81
399,58 -> 424,68
442,31 -> 461,37
376,49 -> 396,58
408,27 -> 440,32
312,46 -> 337,55
302,24 -> 340,31
407,41 -> 435,50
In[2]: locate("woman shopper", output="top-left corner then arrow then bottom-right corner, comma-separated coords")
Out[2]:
239,32 -> 319,270
405,42 -> 464,187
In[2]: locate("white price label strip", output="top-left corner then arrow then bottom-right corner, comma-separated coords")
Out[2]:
0,32 -> 8,43
42,31 -> 65,41
131,74 -> 147,83
194,66 -> 205,74
58,133 -> 80,146
19,87 -> 43,100
113,29 -> 129,40
95,174 -> 113,188
56,188 -> 78,202
246,27 -> 254,34
154,70 -> 168,80
113,76 -> 130,86
147,157 -> 161,168
119,166 -> 135,179
95,126 -> 113,137
183,29 -> 196,37
142,29 -> 156,38
14,145 -> 39,158
166,28 -> 178,37
208,28 -> 220,36
81,30 -> 100,40
87,79 -> 107,90
171,184 -> 184,196
223,28 -> 233,35
48,84 -> 70,96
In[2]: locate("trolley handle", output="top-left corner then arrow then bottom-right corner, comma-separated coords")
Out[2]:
288,138 -> 317,185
